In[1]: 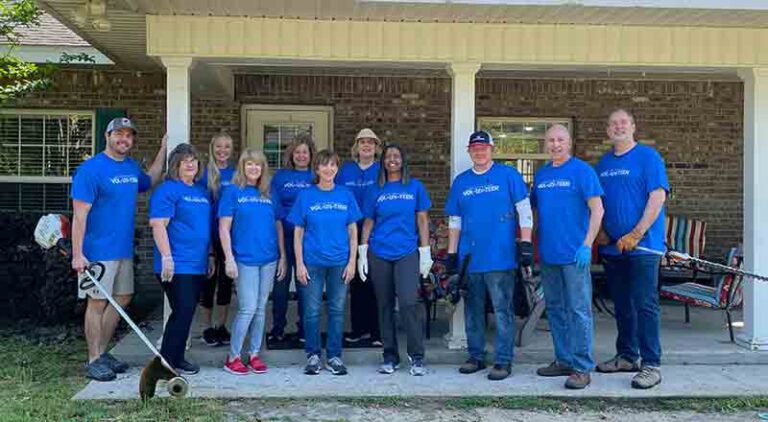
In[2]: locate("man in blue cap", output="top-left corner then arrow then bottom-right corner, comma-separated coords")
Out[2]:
71,117 -> 167,381
445,130 -> 533,381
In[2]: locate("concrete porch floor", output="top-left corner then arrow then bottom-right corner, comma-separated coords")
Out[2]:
73,300 -> 768,400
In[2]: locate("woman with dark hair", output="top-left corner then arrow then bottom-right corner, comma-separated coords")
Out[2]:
336,128 -> 382,346
358,144 -> 432,376
288,149 -> 361,376
149,143 -> 212,375
268,133 -> 317,344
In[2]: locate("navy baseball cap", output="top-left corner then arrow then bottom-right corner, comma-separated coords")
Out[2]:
106,117 -> 137,135
467,130 -> 493,148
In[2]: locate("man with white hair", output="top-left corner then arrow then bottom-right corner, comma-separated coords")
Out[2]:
532,124 -> 604,389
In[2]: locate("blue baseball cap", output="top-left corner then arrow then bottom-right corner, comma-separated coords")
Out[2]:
467,130 -> 493,148
106,117 -> 137,135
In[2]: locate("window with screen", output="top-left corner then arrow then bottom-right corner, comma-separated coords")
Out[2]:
0,110 -> 95,212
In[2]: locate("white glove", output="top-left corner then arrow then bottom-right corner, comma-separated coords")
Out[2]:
161,255 -> 175,282
357,244 -> 369,282
418,246 -> 433,279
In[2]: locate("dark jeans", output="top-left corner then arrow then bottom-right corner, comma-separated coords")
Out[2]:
369,251 -> 425,363
300,265 -> 348,359
270,230 -> 304,337
604,254 -> 662,367
200,241 -> 233,309
465,271 -> 516,365
157,273 -> 206,367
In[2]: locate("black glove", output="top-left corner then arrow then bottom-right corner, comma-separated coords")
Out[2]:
446,253 -> 458,275
518,241 -> 533,267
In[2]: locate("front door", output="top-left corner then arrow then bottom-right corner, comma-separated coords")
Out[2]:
242,105 -> 333,169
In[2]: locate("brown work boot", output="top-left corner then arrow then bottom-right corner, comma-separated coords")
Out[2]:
596,356 -> 640,373
459,358 -> 487,374
487,363 -> 511,381
631,366 -> 662,389
564,372 -> 591,389
536,361 -> 575,377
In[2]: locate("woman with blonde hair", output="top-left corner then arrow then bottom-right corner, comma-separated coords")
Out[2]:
336,128 -> 382,346
198,132 -> 236,346
268,133 -> 316,344
220,148 -> 286,374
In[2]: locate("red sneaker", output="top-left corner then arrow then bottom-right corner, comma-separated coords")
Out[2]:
249,355 -> 268,374
223,356 -> 249,375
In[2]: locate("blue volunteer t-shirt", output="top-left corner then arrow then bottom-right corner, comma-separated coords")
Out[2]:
532,158 -> 604,265
71,152 -> 151,261
149,180 -> 212,274
445,163 -> 529,273
287,185 -> 362,267
271,168 -> 313,232
336,161 -> 380,208
595,143 -> 670,256
197,165 -> 236,240
363,179 -> 432,261
218,184 -> 281,266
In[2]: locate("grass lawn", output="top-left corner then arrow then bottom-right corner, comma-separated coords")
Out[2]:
1,329 -> 767,421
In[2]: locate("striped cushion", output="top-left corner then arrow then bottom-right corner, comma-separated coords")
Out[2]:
665,215 -> 706,257
660,283 -> 719,308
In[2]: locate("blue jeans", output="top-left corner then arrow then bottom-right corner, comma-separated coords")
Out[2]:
540,263 -> 595,372
270,230 -> 304,337
229,261 -> 277,358
156,273 -> 205,367
465,271 -> 516,365
300,265 -> 349,359
604,254 -> 662,367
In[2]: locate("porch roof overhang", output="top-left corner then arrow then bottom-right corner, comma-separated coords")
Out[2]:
37,0 -> 768,71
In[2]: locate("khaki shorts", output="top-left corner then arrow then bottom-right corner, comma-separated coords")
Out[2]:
78,259 -> 134,300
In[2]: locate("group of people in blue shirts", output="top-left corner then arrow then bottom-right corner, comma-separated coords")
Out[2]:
72,108 -> 669,391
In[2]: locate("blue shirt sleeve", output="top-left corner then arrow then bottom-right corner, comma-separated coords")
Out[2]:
71,165 -> 98,204
271,191 -> 283,220
138,171 -> 151,193
217,186 -> 236,218
149,183 -> 176,219
286,191 -> 306,228
644,149 -> 670,194
346,190 -> 363,225
445,177 -> 461,217
507,167 -> 529,204
579,165 -> 604,201
415,180 -> 431,212
361,185 -> 377,219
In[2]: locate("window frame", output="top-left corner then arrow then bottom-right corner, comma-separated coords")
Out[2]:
476,116 -> 573,161
0,108 -> 96,184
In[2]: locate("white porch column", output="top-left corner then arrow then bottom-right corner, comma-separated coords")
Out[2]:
159,56 -> 193,345
161,57 -> 193,151
445,62 -> 480,350
737,68 -> 768,350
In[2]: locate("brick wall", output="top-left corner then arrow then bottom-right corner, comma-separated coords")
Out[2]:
5,68 -> 743,296
477,78 -> 744,259
235,74 -> 453,210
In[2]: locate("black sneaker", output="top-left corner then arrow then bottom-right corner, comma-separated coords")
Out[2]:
267,332 -> 285,343
100,352 -> 129,374
216,326 -> 231,345
202,327 -> 219,347
327,357 -> 348,375
487,363 -> 511,381
459,358 -> 487,374
85,358 -> 116,381
174,360 -> 200,375
304,354 -> 321,375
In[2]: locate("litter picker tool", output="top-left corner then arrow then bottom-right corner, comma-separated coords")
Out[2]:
635,245 -> 768,282
34,214 -> 188,400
